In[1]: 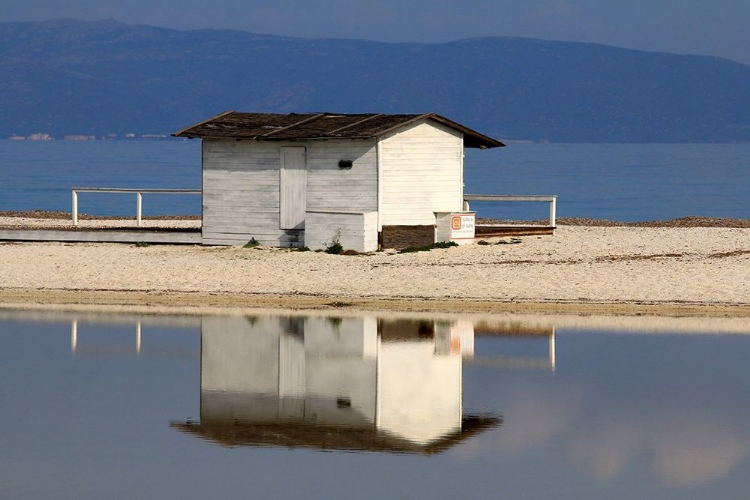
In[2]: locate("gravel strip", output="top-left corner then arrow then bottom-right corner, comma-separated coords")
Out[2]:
478,216 -> 750,228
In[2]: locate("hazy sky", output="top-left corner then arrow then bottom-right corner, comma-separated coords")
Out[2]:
3,0 -> 749,65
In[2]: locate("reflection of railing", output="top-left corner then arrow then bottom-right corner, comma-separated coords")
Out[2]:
467,330 -> 556,371
463,194 -> 557,228
66,315 -> 556,369
71,319 -> 142,354
70,320 -> 198,357
72,187 -> 201,227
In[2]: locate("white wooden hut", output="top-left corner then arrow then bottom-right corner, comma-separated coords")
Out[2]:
173,111 -> 503,250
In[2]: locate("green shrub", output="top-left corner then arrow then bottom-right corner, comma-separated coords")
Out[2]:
496,237 -> 522,245
135,241 -> 150,247
243,237 -> 260,248
325,230 -> 344,254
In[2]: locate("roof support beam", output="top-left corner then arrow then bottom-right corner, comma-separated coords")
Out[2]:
261,114 -> 326,137
326,114 -> 384,135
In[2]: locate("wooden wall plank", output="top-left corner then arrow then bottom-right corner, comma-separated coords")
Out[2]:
201,139 -> 378,246
379,120 -> 463,226
280,147 -> 307,230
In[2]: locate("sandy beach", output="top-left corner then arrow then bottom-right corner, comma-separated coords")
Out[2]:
1,216 -> 748,317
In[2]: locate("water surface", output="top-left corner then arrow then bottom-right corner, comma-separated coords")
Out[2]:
1,309 -> 749,499
1,140 -> 748,220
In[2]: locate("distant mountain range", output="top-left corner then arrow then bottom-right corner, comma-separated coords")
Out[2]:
2,19 -> 750,142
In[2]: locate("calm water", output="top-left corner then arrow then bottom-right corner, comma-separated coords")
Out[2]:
2,309 -> 750,499
0,140 -> 748,220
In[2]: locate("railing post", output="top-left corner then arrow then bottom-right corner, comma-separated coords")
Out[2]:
72,190 -> 78,226
463,199 -> 470,211
136,192 -> 143,227
549,196 -> 557,228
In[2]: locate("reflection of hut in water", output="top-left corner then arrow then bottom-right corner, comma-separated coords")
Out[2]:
171,316 -> 499,454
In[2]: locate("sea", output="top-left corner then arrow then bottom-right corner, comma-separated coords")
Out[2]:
1,139 -> 748,221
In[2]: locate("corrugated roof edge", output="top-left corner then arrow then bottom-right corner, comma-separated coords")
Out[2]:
379,113 -> 505,149
171,110 -> 235,138
172,111 -> 505,149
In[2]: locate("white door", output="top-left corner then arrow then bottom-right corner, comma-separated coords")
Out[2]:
280,147 -> 307,229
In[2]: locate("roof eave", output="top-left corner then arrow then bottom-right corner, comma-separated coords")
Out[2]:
177,134 -> 379,142
171,110 -> 236,138
373,112 -> 505,149
172,111 -> 505,148
426,114 -> 505,149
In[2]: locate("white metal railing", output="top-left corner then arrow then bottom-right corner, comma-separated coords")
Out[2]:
463,194 -> 557,228
72,188 -> 201,227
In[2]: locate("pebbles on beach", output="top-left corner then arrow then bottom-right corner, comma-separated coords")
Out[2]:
0,218 -> 748,308
479,216 -> 750,228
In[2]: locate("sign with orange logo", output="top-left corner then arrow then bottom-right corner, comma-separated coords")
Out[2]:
450,213 -> 475,239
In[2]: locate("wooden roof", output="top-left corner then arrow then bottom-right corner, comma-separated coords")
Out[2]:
172,111 -> 504,149
170,414 -> 501,455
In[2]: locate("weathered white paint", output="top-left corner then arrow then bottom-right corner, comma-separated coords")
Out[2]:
202,139 -> 377,246
376,138 -> 383,232
378,120 -> 464,228
200,120 -> 476,246
202,140 -> 285,246
305,210 -> 378,252
306,141 -> 378,213
280,147 -> 307,230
